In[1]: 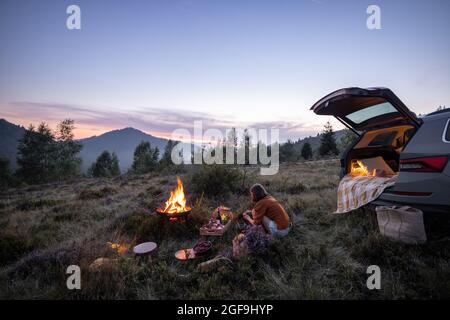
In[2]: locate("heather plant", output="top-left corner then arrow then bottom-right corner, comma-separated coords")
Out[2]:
1,161 -> 449,300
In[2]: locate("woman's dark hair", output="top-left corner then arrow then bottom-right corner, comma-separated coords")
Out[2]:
250,184 -> 269,202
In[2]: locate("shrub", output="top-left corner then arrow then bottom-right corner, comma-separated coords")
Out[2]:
189,165 -> 243,196
281,182 -> 306,194
78,186 -> 117,200
15,198 -> 63,211
146,185 -> 163,196
0,233 -> 33,266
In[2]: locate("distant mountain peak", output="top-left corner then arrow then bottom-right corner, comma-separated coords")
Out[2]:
0,118 -> 26,168
78,126 -> 170,172
98,126 -> 149,136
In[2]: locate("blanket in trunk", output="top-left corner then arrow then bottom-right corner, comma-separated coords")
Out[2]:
335,174 -> 398,214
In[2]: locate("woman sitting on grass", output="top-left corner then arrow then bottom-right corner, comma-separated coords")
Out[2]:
242,184 -> 291,238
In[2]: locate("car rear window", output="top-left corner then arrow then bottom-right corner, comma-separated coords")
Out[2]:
346,102 -> 398,124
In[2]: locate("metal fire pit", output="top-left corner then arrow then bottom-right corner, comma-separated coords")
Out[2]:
155,208 -> 192,222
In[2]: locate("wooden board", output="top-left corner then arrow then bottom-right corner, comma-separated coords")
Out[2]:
199,221 -> 231,236
175,248 -> 196,260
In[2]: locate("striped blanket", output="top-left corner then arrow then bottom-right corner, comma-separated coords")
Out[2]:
335,175 -> 398,214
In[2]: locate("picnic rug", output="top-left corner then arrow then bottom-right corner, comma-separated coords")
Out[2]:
335,174 -> 398,214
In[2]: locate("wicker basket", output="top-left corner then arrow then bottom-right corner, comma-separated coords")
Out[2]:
200,220 -> 232,236
199,206 -> 234,236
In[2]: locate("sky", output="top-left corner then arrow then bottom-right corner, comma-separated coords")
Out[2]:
1,0 -> 449,142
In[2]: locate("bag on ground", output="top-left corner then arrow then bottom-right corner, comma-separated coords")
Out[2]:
375,206 -> 427,244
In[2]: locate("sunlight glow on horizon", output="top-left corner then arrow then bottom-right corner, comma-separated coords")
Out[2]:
4,113 -> 336,142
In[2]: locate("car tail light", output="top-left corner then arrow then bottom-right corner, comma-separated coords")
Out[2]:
400,156 -> 449,172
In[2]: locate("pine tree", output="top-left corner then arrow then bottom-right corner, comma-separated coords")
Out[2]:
160,139 -> 179,167
319,121 -> 339,157
90,151 -> 121,178
280,139 -> 297,162
132,141 -> 159,173
16,123 -> 57,184
226,127 -> 238,164
111,152 -> 121,176
301,142 -> 313,160
241,129 -> 251,165
0,157 -> 12,190
55,119 -> 82,180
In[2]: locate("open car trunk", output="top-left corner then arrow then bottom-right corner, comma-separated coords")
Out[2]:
311,87 -> 422,213
310,87 -> 421,133
311,87 -> 421,178
343,124 -> 417,177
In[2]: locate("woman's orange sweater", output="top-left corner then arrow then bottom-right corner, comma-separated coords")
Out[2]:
252,195 -> 290,230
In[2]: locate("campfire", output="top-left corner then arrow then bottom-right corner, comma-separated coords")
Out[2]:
350,160 -> 376,177
156,176 -> 191,221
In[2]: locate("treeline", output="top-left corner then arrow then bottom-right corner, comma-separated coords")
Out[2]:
87,139 -> 180,178
0,119 -> 182,189
279,122 -> 356,163
0,119 -> 82,188
0,119 -> 356,190
190,122 -> 356,165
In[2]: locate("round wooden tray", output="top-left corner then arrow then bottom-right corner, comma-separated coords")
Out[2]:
175,248 -> 196,260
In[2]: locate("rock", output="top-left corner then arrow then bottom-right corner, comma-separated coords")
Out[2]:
89,257 -> 117,271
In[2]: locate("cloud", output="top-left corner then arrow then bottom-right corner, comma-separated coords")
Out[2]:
2,101 -> 323,141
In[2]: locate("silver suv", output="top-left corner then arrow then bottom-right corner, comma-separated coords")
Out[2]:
311,87 -> 450,221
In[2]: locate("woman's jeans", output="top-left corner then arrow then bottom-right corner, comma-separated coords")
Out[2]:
262,216 -> 291,238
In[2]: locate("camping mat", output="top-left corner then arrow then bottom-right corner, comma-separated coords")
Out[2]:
335,174 -> 398,214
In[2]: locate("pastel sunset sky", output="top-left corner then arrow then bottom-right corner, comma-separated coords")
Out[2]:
1,0 -> 449,141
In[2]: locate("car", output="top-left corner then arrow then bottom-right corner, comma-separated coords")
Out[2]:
311,87 -> 450,237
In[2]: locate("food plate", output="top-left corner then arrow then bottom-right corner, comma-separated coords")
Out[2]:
175,240 -> 212,260
200,219 -> 231,236
175,248 -> 196,260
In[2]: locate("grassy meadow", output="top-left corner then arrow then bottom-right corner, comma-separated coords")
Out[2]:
0,161 -> 449,299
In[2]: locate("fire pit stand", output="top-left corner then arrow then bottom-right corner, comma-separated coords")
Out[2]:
155,208 -> 191,222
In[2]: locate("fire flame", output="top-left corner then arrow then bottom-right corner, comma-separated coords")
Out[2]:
160,176 -> 191,214
350,160 -> 376,177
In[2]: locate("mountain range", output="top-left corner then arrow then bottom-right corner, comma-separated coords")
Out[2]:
0,119 -> 26,169
0,119 -> 170,172
0,118 -> 347,172
78,127 -> 169,171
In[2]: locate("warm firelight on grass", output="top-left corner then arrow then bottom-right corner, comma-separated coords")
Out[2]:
107,242 -> 129,254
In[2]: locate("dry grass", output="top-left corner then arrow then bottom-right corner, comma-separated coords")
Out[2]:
0,161 -> 449,299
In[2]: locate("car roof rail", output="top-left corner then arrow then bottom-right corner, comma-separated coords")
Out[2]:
427,108 -> 450,116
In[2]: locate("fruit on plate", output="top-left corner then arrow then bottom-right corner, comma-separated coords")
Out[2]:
200,219 -> 225,231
